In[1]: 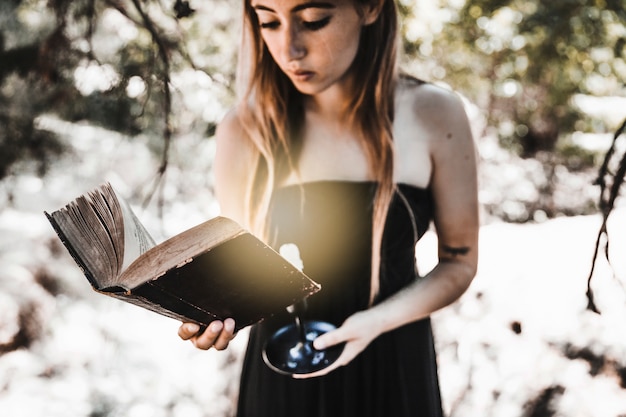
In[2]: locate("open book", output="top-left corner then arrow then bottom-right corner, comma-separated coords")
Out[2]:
45,183 -> 321,331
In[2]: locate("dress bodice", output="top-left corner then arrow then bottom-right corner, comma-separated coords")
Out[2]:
267,181 -> 434,324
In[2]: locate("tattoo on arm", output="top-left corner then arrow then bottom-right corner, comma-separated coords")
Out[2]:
442,245 -> 470,256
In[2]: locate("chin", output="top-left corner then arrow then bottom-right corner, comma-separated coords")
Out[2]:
290,80 -> 333,97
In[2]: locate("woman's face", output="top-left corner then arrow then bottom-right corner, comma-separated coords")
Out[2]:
250,0 -> 375,96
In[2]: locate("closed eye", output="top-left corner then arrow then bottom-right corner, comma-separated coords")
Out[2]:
303,16 -> 331,31
259,21 -> 280,30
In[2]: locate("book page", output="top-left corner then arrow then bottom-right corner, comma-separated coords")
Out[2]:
46,183 -> 125,289
47,183 -> 160,289
114,189 -> 156,273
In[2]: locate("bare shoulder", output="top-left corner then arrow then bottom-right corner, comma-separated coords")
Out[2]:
393,79 -> 475,186
215,106 -> 251,150
397,79 -> 471,142
215,106 -> 257,163
397,79 -> 475,166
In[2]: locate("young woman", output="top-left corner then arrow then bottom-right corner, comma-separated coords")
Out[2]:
178,0 -> 479,415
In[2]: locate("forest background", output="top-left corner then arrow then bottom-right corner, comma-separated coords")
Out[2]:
1,0 -> 626,416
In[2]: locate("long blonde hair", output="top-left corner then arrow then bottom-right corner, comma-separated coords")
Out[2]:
237,0 -> 399,305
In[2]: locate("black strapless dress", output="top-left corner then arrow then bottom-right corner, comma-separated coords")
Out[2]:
236,181 -> 443,417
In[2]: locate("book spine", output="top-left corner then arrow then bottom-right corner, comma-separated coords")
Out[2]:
103,283 -> 232,328
45,211 -> 101,290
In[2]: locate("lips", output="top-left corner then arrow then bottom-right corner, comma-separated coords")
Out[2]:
289,69 -> 314,82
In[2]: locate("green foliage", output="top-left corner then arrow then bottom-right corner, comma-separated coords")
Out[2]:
402,0 -> 626,156
555,139 -> 601,172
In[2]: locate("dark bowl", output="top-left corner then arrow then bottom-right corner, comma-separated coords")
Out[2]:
262,320 -> 345,376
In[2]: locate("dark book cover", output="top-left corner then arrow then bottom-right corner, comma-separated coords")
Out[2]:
105,233 -> 321,331
46,209 -> 320,332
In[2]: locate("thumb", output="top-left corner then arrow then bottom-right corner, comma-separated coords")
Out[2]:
313,327 -> 346,350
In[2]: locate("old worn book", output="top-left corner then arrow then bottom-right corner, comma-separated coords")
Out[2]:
45,183 -> 320,331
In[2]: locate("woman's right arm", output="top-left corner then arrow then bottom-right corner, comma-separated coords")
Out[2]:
177,107 -> 256,350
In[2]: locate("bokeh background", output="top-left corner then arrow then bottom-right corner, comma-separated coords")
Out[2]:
1,1 -> 625,416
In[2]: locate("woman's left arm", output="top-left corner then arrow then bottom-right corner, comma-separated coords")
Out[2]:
296,86 -> 479,378
380,85 -> 480,321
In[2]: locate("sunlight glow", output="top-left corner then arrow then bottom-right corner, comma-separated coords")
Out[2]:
501,79 -> 519,97
73,61 -> 121,96
126,76 -> 146,98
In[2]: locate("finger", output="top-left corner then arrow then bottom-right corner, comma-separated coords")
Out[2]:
294,333 -> 370,379
292,348 -> 352,379
293,362 -> 340,379
312,327 -> 346,350
178,322 -> 201,340
193,320 -> 224,350
213,318 -> 237,350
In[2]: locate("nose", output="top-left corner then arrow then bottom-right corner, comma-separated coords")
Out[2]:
284,25 -> 306,62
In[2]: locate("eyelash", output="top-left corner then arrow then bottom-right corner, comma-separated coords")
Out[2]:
259,17 -> 331,31
259,21 -> 280,29
303,17 -> 331,30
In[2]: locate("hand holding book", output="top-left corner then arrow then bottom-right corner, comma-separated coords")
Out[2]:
178,318 -> 237,350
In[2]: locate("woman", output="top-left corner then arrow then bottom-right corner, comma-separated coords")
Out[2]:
178,0 -> 479,415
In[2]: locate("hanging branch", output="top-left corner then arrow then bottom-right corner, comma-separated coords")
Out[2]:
85,0 -> 99,63
101,0 -> 207,219
586,117 -> 626,313
127,0 -> 173,216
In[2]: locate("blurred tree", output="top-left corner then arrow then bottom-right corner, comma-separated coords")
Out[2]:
402,0 -> 626,157
0,0 -> 237,186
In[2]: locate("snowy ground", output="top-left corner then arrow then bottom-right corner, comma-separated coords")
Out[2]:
1,117 -> 626,417
420,213 -> 626,416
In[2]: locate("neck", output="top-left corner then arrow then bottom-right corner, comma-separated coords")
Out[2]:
303,77 -> 355,123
